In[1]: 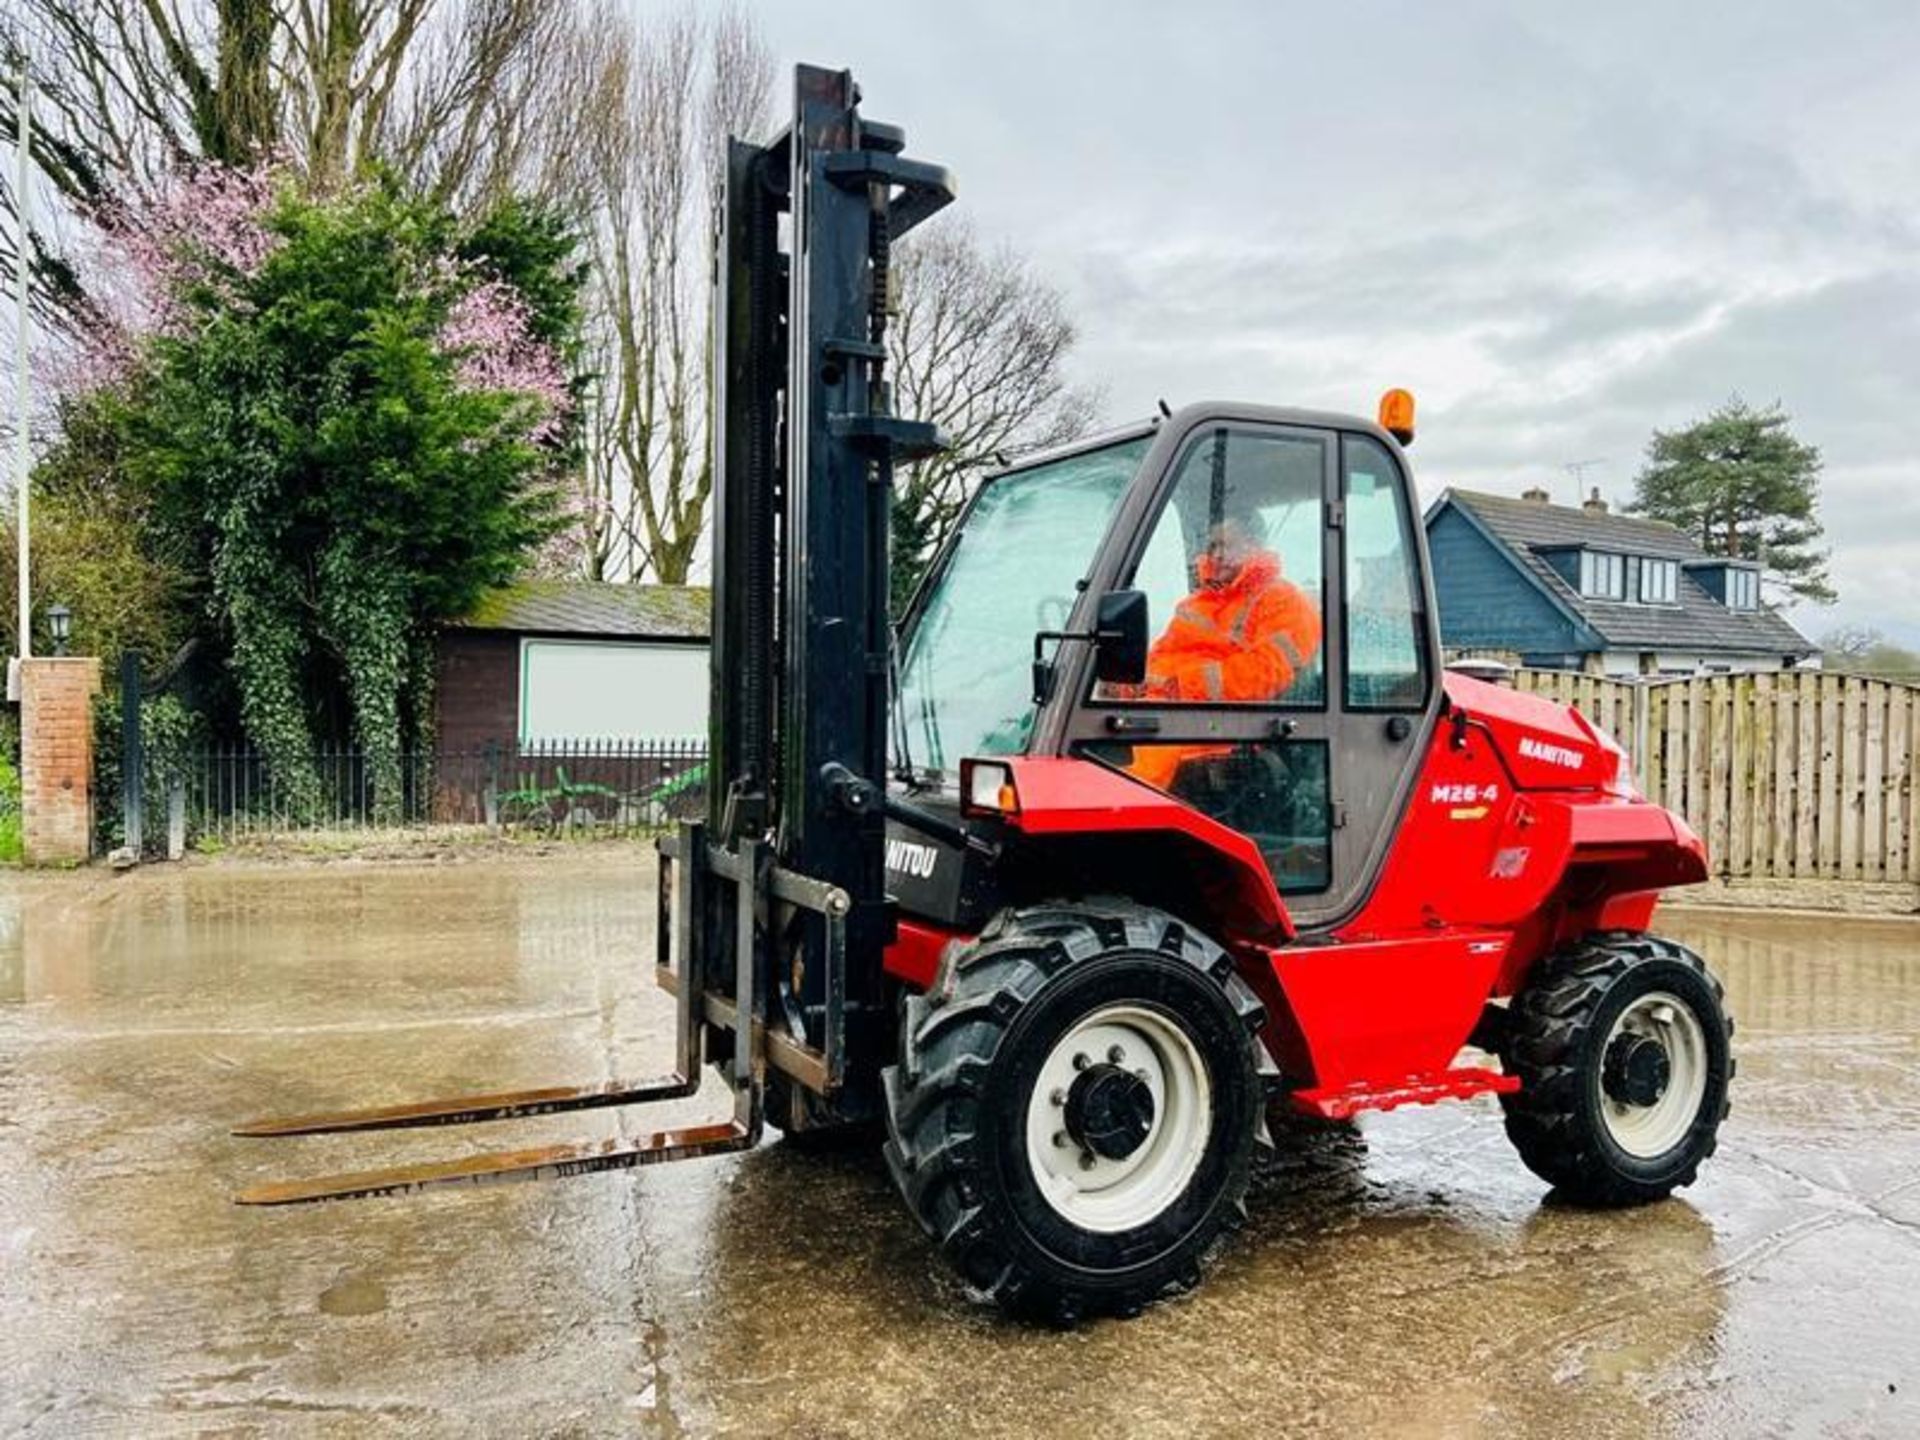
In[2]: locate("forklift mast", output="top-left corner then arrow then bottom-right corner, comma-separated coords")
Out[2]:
698,65 -> 954,1091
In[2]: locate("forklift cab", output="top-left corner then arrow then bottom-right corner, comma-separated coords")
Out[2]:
893,401 -> 1444,930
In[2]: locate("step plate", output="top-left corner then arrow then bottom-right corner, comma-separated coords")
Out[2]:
1290,1066 -> 1520,1121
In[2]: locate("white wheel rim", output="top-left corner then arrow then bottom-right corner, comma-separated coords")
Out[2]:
1598,990 -> 1710,1160
1023,1003 -> 1212,1233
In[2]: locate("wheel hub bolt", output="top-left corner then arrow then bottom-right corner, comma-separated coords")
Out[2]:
1078,1152 -> 1096,1171
1073,1052 -> 1091,1071
1107,1045 -> 1126,1064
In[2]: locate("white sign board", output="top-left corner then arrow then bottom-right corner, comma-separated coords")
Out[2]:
519,639 -> 709,743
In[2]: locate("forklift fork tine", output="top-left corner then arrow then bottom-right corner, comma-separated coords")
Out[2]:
233,1120 -> 755,1206
231,1075 -> 701,1138
236,816 -> 717,1142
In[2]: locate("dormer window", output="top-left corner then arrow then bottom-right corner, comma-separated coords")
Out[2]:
1640,558 -> 1678,604
1578,550 -> 1625,599
1685,559 -> 1761,609
1573,550 -> 1678,604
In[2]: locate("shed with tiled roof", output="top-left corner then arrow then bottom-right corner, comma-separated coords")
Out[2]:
437,580 -> 712,752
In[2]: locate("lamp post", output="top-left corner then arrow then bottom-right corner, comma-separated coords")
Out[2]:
14,53 -> 33,667
47,601 -> 69,656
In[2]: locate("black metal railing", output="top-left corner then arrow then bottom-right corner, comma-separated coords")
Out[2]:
154,738 -> 708,846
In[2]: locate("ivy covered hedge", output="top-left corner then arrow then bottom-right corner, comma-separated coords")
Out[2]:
46,170 -> 585,819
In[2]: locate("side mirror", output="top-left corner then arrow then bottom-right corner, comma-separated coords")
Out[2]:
1093,589 -> 1149,686
1031,589 -> 1150,704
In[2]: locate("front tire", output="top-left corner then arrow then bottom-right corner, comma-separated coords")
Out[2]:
1500,933 -> 1733,1206
883,900 -> 1268,1321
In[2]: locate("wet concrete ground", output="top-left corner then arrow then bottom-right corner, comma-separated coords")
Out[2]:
2,851 -> 1916,1438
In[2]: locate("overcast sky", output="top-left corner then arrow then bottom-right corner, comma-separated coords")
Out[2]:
742,0 -> 1920,645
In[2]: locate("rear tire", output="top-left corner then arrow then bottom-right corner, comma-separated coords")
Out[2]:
1500,933 -> 1733,1206
883,900 -> 1268,1322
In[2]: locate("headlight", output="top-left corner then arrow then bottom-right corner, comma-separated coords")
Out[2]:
961,759 -> 1019,817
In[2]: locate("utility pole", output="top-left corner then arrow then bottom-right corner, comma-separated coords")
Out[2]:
12,49 -> 32,683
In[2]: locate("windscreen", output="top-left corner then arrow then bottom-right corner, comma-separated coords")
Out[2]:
896,436 -> 1150,771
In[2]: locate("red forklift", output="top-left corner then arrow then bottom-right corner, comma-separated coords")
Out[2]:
238,65 -> 1733,1322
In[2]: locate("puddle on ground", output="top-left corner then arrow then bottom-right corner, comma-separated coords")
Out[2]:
0,857 -> 1915,1436
317,1273 -> 389,1317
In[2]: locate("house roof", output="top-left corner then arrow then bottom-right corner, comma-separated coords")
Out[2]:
453,580 -> 710,639
1437,490 -> 1815,657
1454,489 -> 1704,561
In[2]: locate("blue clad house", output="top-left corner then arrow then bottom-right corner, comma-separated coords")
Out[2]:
1424,486 -> 1817,676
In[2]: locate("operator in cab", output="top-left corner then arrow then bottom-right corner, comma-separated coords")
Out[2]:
1141,516 -> 1319,706
1120,514 -> 1322,790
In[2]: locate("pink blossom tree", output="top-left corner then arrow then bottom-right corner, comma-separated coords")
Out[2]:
436,276 -> 573,445
52,161 -> 573,453
49,162 -> 285,401
34,168 -> 586,809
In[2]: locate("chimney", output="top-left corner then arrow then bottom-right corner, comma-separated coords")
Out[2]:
1521,485 -> 1551,503
1583,486 -> 1609,515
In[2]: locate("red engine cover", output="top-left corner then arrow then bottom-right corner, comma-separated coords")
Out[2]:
1439,672 -> 1622,791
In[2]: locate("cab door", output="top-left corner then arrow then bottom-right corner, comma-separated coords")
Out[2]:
1325,430 -> 1442,925
1052,411 -> 1439,929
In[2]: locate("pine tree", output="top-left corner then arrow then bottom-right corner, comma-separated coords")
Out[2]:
1629,398 -> 1833,604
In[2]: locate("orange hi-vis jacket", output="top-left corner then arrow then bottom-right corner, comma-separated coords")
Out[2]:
1125,549 -> 1322,790
1145,550 -> 1320,704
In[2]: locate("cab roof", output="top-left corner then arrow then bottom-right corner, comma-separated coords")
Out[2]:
991,402 -> 1406,481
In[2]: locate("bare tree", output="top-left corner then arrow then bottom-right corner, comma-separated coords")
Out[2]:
887,217 -> 1101,609
1820,625 -> 1920,678
563,5 -> 771,584
1819,625 -> 1881,663
1,0 -> 573,322
373,1 -> 586,209
566,47 -> 1095,593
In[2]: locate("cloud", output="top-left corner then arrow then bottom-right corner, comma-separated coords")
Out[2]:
747,0 -> 1920,638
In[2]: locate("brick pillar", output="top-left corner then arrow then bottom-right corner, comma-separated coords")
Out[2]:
20,656 -> 104,865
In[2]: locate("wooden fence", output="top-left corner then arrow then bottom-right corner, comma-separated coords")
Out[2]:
1509,670 -> 1920,886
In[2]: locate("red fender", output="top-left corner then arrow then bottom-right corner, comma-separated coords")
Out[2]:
1001,757 -> 1296,942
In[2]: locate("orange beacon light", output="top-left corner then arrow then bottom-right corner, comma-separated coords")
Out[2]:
1378,388 -> 1416,445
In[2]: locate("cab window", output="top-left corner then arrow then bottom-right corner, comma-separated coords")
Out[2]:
1082,738 -> 1331,893
1098,427 -> 1326,707
1343,435 -> 1428,709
